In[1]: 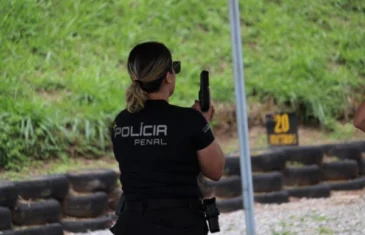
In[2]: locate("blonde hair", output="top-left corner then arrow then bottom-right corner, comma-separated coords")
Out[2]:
126,42 -> 172,113
125,82 -> 149,113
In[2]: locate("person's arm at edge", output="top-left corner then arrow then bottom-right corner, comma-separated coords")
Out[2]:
354,100 -> 365,132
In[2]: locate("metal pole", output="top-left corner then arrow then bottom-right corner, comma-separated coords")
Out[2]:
228,0 -> 256,234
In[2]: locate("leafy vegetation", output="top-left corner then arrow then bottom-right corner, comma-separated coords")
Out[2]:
1,0 -> 365,169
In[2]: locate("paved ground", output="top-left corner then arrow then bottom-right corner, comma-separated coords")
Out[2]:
70,190 -> 365,235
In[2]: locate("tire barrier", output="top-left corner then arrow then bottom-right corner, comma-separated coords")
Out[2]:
281,146 -> 324,165
0,169 -> 119,235
254,191 -> 289,204
251,150 -> 287,172
216,191 -> 289,213
326,176 -> 365,191
204,172 -> 283,198
321,160 -> 359,181
1,140 -> 365,233
15,174 -> 69,200
223,157 -> 241,176
216,197 -> 243,213
12,199 -> 62,226
286,184 -> 331,199
0,223 -> 64,235
0,181 -> 18,209
108,188 -> 123,211
62,192 -> 109,218
205,176 -> 242,198
67,169 -> 118,193
282,165 -> 321,186
0,207 -> 12,230
224,151 -> 288,175
211,141 -> 365,213
253,172 -> 283,193
61,216 -> 114,233
323,141 -> 365,175
320,141 -> 365,154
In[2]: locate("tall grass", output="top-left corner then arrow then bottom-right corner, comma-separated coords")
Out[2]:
1,0 -> 365,169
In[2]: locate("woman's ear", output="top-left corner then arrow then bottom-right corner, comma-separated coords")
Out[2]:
165,72 -> 173,84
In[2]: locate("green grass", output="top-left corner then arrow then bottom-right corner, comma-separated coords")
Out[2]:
1,0 -> 365,169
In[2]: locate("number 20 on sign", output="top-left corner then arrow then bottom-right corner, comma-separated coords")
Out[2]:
274,113 -> 289,133
265,112 -> 299,147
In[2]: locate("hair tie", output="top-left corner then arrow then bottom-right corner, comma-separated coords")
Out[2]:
134,80 -> 142,85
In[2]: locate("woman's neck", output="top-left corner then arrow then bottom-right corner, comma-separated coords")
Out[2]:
147,92 -> 169,102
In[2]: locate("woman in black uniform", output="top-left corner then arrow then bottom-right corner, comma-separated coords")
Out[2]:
110,41 -> 225,235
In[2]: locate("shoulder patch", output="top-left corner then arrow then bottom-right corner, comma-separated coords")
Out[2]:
202,123 -> 211,133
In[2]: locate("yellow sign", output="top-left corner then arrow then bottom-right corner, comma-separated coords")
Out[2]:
266,112 -> 298,147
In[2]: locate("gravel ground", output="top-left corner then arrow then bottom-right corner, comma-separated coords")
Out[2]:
70,190 -> 365,235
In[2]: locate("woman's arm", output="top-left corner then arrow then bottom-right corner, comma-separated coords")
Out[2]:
191,102 -> 225,181
354,100 -> 365,132
197,140 -> 225,181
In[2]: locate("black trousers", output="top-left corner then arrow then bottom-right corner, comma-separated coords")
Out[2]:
110,199 -> 209,235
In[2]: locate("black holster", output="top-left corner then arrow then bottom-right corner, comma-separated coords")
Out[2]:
115,192 -> 126,215
110,193 -> 126,235
203,197 -> 220,233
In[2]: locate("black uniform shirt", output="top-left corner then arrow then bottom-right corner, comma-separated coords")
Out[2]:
111,99 -> 215,200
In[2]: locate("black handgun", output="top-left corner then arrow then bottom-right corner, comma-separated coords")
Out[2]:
199,70 -> 210,112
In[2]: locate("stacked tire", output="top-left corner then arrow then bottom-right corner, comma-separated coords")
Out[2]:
281,146 -> 331,199
61,169 -> 119,233
201,150 -> 290,213
0,169 -> 122,234
321,143 -> 365,191
199,142 -> 365,214
0,175 -> 68,235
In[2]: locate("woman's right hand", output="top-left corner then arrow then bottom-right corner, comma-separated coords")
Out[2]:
192,100 -> 215,123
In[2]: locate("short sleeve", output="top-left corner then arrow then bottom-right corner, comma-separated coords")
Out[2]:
190,109 -> 215,150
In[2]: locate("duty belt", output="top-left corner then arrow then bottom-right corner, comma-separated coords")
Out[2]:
124,198 -> 204,212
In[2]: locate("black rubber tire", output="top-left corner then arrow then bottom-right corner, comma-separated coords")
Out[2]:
254,191 -> 289,204
251,150 -> 287,172
325,143 -> 364,174
253,172 -> 283,193
62,191 -> 108,218
216,197 -> 243,213
286,184 -> 331,199
319,143 -> 338,154
67,169 -> 118,193
282,165 -> 321,186
320,141 -> 365,155
15,174 -> 69,200
0,206 -> 12,230
108,188 -> 123,210
349,141 -> 365,152
61,216 -> 114,233
0,181 -> 18,209
281,145 -> 323,165
325,177 -> 365,191
321,160 -> 359,180
223,157 -> 241,176
360,160 -> 365,176
205,176 -> 241,198
8,223 -> 64,235
326,144 -> 362,161
206,172 -> 283,198
12,199 -> 61,226
0,230 -> 14,235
